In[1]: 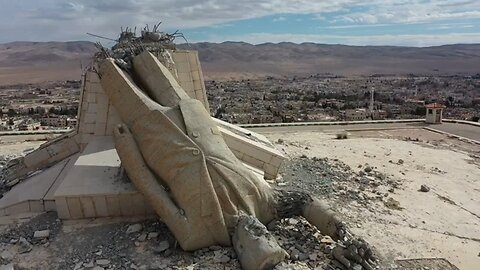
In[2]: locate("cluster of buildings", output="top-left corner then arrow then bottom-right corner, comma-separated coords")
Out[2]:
0,74 -> 478,130
0,81 -> 80,131
206,75 -> 479,124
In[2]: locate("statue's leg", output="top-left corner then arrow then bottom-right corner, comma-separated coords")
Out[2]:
232,215 -> 288,270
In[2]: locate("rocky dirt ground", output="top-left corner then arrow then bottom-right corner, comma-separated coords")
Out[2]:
266,127 -> 479,270
0,127 -> 478,269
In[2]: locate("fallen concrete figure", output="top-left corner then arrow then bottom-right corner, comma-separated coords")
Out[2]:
98,51 -> 376,270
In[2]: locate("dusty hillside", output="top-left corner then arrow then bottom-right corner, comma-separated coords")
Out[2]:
0,41 -> 96,85
0,41 -> 479,84
179,42 -> 480,80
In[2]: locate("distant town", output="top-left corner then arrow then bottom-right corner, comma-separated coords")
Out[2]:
1,74 -> 479,131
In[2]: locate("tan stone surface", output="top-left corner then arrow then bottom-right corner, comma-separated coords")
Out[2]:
98,52 -> 276,250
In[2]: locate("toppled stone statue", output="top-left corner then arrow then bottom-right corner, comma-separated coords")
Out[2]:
97,51 -> 376,270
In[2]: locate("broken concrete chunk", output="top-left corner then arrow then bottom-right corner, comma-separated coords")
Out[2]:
0,250 -> 13,261
137,233 -> 147,242
147,232 -> 159,240
153,241 -> 170,253
126,224 -> 142,234
96,259 -> 110,266
420,184 -> 430,192
33,230 -> 50,239
18,237 -> 32,254
0,264 -> 15,270
83,261 -> 94,268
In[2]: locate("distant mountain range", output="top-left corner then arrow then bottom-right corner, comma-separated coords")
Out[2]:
0,41 -> 95,85
0,41 -> 479,85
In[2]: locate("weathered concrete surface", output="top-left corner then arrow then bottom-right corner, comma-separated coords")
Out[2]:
54,136 -> 153,219
0,153 -> 78,216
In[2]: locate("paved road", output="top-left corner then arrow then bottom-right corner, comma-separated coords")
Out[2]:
431,122 -> 480,142
248,122 -> 428,133
249,121 -> 480,142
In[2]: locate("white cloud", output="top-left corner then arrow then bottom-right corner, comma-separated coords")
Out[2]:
0,0 -> 478,44
338,0 -> 480,24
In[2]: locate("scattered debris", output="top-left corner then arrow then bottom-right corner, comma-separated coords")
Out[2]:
96,259 -> 110,266
420,184 -> 431,192
126,224 -> 142,234
18,237 -> 32,253
384,198 -> 403,210
336,132 -> 348,140
153,240 -> 170,254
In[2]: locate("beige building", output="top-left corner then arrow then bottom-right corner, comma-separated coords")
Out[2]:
40,115 -> 67,127
371,109 -> 387,120
425,103 -> 446,124
345,109 -> 367,121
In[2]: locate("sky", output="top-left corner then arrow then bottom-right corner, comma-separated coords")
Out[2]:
0,0 -> 479,46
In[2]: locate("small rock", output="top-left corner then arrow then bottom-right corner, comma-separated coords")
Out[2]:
0,250 -> 13,261
0,264 -> 15,270
137,233 -> 147,242
420,184 -> 430,192
73,262 -> 83,270
147,232 -> 159,240
126,224 -> 142,234
153,241 -> 170,253
290,249 -> 300,260
84,261 -> 94,268
18,237 -> 32,254
214,254 -> 230,264
320,236 -> 335,244
298,253 -> 309,261
96,259 -> 110,266
364,166 -> 372,173
398,159 -> 404,165
33,230 -> 50,239
309,253 -> 317,261
92,267 -> 104,270
353,265 -> 363,270
163,249 -> 172,257
288,218 -> 299,225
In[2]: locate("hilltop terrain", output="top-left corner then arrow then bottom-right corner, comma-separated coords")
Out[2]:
0,41 -> 479,84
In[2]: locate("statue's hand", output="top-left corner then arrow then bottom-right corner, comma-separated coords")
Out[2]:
332,223 -> 376,270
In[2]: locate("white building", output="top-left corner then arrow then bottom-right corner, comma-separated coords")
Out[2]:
425,103 -> 446,124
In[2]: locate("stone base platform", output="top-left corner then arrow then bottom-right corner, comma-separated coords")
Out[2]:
53,136 -> 265,220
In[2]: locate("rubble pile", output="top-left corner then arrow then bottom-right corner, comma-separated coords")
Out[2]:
0,214 -> 355,269
0,154 -> 24,196
279,155 -> 402,212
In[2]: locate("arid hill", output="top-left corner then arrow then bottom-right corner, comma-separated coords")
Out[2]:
180,42 -> 480,80
0,41 -> 96,85
1,41 -> 479,85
